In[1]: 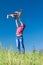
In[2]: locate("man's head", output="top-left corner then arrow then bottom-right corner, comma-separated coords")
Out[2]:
18,9 -> 23,16
18,9 -> 22,13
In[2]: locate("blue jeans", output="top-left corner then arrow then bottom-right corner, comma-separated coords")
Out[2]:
16,35 -> 25,54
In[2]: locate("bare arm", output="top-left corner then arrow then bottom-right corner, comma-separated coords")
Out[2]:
8,14 -> 14,17
7,13 -> 18,27
15,19 -> 18,28
19,18 -> 24,26
7,14 -> 17,18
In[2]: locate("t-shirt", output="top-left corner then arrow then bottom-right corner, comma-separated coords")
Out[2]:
16,24 -> 25,35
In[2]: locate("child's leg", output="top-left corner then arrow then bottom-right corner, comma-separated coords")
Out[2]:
20,36 -> 25,54
16,36 -> 20,52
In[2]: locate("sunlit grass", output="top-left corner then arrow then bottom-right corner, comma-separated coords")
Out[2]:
0,44 -> 43,65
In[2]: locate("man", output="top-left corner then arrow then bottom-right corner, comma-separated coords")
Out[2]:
7,9 -> 25,54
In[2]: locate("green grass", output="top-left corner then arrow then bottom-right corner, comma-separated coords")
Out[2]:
0,46 -> 43,65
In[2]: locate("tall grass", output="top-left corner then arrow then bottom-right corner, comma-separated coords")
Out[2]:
0,44 -> 43,65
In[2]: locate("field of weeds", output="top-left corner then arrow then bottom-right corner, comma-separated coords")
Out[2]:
0,45 -> 43,65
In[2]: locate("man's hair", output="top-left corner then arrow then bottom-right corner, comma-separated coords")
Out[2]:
18,9 -> 23,12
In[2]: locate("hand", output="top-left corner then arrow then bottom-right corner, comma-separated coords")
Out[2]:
7,15 -> 9,19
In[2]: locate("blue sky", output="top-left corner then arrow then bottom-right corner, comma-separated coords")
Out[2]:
0,0 -> 43,52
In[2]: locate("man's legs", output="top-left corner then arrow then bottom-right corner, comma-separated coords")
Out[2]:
16,36 -> 20,52
20,36 -> 25,54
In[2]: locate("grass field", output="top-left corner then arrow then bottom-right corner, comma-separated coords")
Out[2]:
0,45 -> 43,65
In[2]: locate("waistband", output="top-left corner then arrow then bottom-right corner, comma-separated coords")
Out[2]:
16,34 -> 22,36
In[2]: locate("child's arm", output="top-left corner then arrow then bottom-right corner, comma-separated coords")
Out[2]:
7,13 -> 17,19
7,14 -> 14,18
7,13 -> 18,28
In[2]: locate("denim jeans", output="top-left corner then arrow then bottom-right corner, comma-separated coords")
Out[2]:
16,35 -> 25,54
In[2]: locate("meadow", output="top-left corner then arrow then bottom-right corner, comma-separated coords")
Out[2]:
0,45 -> 43,65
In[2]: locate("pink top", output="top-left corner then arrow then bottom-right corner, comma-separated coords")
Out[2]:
16,25 -> 25,35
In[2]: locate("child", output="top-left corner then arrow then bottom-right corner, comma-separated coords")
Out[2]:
7,9 -> 25,54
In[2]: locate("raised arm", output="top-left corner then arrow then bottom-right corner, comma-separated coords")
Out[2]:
15,19 -> 18,28
19,18 -> 24,26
